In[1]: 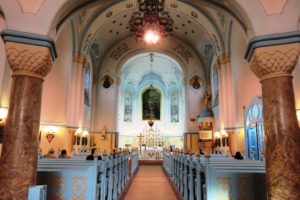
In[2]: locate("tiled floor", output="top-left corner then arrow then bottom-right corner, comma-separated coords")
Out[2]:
124,165 -> 177,200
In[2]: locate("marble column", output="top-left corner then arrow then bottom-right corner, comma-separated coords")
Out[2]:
0,42 -> 53,199
250,43 -> 300,199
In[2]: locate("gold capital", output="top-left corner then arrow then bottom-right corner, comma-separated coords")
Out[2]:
73,52 -> 87,68
217,53 -> 230,68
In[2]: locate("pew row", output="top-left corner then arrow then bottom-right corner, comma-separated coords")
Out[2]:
36,151 -> 139,200
163,151 -> 267,200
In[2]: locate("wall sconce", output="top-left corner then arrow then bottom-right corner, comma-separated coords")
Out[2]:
296,109 -> 300,125
44,126 -> 58,143
220,129 -> 229,147
214,131 -> 221,147
82,129 -> 89,146
0,107 -> 8,143
73,128 -> 82,146
75,128 -> 82,135
0,107 -> 8,125
220,129 -> 228,138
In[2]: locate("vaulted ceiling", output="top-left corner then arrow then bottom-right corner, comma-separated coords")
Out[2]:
54,0 -> 250,78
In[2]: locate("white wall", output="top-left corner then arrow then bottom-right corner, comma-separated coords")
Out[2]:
40,23 -> 73,125
231,23 -> 261,126
95,37 -> 207,136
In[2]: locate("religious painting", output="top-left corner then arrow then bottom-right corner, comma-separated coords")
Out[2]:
102,75 -> 114,89
142,87 -> 161,120
213,64 -> 219,107
189,75 -> 202,89
84,64 -> 91,106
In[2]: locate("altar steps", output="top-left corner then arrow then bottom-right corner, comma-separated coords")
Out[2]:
139,159 -> 163,165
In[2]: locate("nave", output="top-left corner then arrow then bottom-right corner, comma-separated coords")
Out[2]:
0,1 -> 300,199
124,165 -> 177,200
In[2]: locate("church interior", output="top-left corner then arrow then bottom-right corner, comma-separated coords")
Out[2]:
0,0 -> 299,199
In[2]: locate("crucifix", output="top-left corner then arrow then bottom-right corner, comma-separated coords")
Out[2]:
137,132 -> 145,153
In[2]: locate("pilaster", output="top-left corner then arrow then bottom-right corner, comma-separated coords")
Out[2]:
68,52 -> 87,127
217,53 -> 235,129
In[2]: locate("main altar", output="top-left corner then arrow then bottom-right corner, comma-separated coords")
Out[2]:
137,125 -> 165,160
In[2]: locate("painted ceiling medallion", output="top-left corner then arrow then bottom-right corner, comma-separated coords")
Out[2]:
18,0 -> 44,14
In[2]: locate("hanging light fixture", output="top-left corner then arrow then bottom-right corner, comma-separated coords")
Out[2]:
148,53 -> 155,127
129,0 -> 174,44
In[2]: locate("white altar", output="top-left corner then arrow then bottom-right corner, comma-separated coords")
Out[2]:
137,126 -> 165,160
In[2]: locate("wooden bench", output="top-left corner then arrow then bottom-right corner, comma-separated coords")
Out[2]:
36,151 -> 138,200
163,151 -> 266,200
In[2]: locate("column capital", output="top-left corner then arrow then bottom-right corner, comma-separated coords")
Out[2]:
5,42 -> 53,80
250,43 -> 300,81
73,52 -> 87,68
217,53 -> 230,68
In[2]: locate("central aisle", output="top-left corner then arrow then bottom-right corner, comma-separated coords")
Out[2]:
124,165 -> 178,200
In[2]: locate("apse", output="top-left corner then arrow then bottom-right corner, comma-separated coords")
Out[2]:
117,52 -> 185,148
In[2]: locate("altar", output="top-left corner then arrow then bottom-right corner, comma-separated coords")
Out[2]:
137,126 -> 165,160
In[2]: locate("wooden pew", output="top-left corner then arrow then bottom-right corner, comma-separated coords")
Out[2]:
163,151 -> 266,200
36,151 -> 136,200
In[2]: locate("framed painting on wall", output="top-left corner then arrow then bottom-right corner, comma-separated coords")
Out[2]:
142,87 -> 161,120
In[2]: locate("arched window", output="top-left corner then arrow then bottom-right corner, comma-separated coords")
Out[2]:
213,64 -> 219,107
124,92 -> 133,122
84,64 -> 91,106
171,92 -> 179,122
142,87 -> 161,120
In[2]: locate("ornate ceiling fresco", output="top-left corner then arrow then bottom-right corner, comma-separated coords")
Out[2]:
54,0 -> 251,79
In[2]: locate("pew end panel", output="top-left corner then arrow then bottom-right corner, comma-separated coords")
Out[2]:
37,159 -> 99,200
205,160 -> 267,200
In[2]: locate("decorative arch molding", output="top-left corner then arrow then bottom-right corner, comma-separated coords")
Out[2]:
99,36 -> 205,79
114,47 -> 190,78
244,96 -> 263,128
138,72 -> 166,91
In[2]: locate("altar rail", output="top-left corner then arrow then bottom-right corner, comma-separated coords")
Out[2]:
163,151 -> 266,200
35,151 -> 138,200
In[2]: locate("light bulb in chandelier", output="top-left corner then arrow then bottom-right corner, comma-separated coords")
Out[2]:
144,30 -> 160,44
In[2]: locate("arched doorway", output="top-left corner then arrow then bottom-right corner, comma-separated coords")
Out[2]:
244,97 -> 265,160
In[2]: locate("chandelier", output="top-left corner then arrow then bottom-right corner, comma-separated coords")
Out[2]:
148,53 -> 155,127
129,0 -> 174,44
